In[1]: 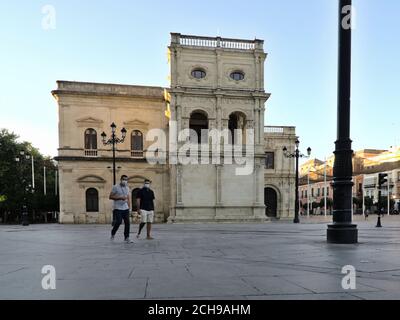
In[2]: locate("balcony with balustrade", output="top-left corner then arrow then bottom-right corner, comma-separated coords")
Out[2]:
171,33 -> 264,51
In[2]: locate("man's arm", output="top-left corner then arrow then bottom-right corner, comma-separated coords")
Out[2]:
109,188 -> 127,201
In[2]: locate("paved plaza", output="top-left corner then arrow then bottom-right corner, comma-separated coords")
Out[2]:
1,215 -> 400,300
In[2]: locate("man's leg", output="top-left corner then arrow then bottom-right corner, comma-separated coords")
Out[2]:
111,210 -> 122,237
138,222 -> 146,235
122,210 -> 130,240
146,211 -> 154,239
111,209 -> 116,226
146,222 -> 152,238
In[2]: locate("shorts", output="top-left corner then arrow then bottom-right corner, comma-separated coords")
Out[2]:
140,209 -> 154,223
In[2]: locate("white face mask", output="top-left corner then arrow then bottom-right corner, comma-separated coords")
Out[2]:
144,183 -> 150,188
121,180 -> 128,186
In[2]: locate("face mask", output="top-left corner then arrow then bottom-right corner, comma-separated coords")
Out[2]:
144,183 -> 150,188
121,180 -> 128,186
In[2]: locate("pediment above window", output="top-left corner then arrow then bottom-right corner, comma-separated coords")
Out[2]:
77,175 -> 106,183
123,119 -> 149,130
76,117 -> 104,127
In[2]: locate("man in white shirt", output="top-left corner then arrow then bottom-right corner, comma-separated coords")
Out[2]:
109,175 -> 132,243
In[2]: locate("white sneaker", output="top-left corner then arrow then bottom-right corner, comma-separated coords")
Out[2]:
124,238 -> 133,243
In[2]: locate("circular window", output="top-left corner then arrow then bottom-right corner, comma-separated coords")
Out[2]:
230,71 -> 245,81
191,69 -> 206,79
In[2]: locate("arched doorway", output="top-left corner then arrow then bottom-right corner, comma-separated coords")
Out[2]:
264,187 -> 277,217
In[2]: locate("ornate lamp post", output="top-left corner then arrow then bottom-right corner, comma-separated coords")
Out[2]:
101,122 -> 127,185
327,0 -> 358,243
283,139 -> 311,223
15,151 -> 33,226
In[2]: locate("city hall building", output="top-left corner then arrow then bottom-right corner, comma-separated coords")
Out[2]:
52,33 -> 297,224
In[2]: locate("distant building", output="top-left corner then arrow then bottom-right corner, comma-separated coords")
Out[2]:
298,147 -> 400,213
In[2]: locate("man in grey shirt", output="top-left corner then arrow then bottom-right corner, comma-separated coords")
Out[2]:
109,175 -> 132,243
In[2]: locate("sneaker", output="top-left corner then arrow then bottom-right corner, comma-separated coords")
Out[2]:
124,238 -> 133,243
110,235 -> 115,241
136,233 -> 140,239
146,236 -> 154,240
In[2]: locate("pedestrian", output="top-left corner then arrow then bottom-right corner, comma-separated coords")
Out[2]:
365,208 -> 369,220
109,175 -> 132,243
136,179 -> 155,240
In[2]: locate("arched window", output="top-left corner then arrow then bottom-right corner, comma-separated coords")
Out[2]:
86,188 -> 99,212
84,129 -> 97,149
228,112 -> 246,145
131,188 -> 141,212
131,130 -> 143,157
189,111 -> 208,143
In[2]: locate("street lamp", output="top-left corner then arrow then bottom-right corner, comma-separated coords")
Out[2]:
327,0 -> 358,243
15,151 -> 33,226
283,139 -> 311,223
101,122 -> 127,185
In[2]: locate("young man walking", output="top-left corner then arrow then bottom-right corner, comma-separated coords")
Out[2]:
136,179 -> 155,240
109,175 -> 132,243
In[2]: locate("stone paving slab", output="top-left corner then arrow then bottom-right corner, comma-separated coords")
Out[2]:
0,216 -> 400,299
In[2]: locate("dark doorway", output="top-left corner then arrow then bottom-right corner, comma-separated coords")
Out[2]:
264,187 -> 277,217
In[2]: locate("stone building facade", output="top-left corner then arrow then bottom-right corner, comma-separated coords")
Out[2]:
53,33 -> 297,223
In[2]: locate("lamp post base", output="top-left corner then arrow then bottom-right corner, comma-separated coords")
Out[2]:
293,217 -> 300,223
327,223 -> 358,244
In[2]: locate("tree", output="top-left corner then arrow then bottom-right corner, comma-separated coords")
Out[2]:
0,129 -> 58,223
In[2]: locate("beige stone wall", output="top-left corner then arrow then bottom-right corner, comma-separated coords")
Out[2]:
264,127 -> 297,219
53,82 -> 169,224
53,34 -> 296,224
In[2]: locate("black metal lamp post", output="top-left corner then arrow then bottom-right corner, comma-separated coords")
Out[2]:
327,0 -> 358,243
101,122 -> 127,185
15,151 -> 32,226
283,139 -> 311,223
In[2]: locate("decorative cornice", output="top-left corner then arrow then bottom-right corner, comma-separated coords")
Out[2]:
123,119 -> 149,130
76,117 -> 104,127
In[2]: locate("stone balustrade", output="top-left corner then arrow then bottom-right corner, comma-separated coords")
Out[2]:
171,33 -> 263,50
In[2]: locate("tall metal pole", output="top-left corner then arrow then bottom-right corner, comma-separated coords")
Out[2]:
362,176 -> 365,217
43,166 -> 47,195
327,0 -> 358,243
294,149 -> 300,223
55,169 -> 58,196
31,156 -> 35,191
112,133 -> 116,185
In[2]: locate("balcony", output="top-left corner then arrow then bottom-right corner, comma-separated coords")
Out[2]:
84,149 -> 98,157
264,126 -> 295,135
171,33 -> 263,51
131,150 -> 144,158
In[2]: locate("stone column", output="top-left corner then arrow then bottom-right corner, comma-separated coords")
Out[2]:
216,164 -> 222,205
254,99 -> 260,144
255,54 -> 260,89
259,106 -> 265,145
176,164 -> 183,205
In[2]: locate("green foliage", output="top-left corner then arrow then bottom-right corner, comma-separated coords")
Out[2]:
0,128 -> 59,223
